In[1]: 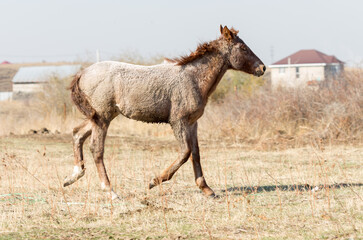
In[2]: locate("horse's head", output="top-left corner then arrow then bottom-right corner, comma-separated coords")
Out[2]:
220,25 -> 265,77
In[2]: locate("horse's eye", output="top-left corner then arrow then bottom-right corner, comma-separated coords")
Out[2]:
241,45 -> 247,51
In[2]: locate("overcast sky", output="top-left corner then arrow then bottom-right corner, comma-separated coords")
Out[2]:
1,0 -> 362,65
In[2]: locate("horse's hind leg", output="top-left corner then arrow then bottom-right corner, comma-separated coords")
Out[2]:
89,120 -> 119,200
64,120 -> 92,187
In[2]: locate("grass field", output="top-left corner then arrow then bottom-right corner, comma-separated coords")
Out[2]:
0,132 -> 362,239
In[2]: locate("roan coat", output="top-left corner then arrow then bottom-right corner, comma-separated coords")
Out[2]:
64,25 -> 265,199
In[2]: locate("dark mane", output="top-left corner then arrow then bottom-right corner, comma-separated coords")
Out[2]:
166,40 -> 219,66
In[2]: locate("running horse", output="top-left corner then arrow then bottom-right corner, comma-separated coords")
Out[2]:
64,25 -> 265,199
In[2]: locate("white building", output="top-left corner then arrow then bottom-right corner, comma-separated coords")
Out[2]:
12,65 -> 82,93
269,49 -> 344,88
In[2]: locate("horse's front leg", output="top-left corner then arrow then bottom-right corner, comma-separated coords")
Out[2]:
149,120 -> 192,189
190,122 -> 215,197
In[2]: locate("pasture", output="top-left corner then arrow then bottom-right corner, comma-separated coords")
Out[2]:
0,132 -> 362,239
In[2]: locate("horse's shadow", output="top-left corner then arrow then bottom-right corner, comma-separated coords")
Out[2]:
221,183 -> 363,195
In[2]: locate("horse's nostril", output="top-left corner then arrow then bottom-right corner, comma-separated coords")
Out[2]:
258,65 -> 265,73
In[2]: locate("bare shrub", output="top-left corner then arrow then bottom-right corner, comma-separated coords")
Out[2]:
35,76 -> 74,116
210,70 -> 268,102
200,68 -> 363,148
1,61 -> 361,149
116,51 -> 165,66
0,76 -> 81,135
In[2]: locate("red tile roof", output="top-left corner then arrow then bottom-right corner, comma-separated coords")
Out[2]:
272,49 -> 343,65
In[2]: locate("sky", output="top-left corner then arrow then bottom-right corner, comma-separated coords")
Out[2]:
1,0 -> 362,66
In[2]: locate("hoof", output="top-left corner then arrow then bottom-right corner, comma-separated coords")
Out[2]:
208,193 -> 220,199
200,186 -> 216,198
148,178 -> 160,190
148,182 -> 156,190
63,168 -> 85,187
108,190 -> 120,201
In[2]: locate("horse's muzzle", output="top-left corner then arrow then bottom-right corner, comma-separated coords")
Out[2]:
254,65 -> 266,77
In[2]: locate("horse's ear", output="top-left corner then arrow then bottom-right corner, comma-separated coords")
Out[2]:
230,28 -> 239,36
221,26 -> 234,41
220,25 -> 224,34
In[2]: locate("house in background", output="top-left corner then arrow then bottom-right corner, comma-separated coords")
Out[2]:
0,62 -> 16,101
12,65 -> 81,93
269,49 -> 344,88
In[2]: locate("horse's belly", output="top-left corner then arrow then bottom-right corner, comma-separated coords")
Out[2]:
129,110 -> 169,123
117,104 -> 170,124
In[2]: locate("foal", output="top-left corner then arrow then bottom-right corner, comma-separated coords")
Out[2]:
64,25 -> 265,199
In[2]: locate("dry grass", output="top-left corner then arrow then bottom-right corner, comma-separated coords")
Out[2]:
0,134 -> 362,239
0,63 -> 362,239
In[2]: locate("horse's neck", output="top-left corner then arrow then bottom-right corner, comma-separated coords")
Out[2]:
189,53 -> 228,101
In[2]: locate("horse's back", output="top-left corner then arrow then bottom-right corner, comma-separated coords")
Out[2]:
79,61 -> 179,123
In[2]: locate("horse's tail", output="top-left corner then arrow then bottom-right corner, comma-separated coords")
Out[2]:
69,72 -> 98,122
